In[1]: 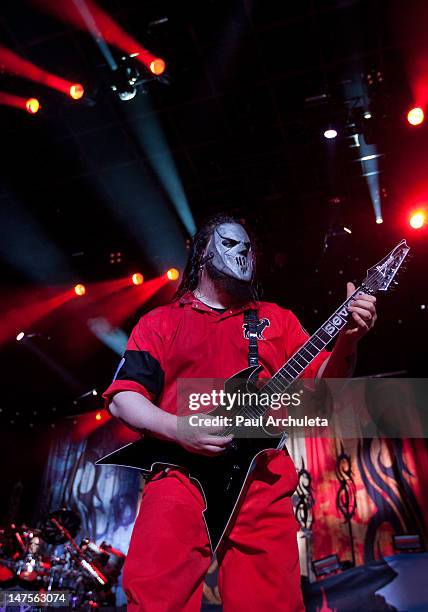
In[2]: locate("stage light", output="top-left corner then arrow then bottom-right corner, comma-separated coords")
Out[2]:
110,56 -> 141,101
114,82 -> 136,101
109,251 -> 122,264
70,83 -> 84,100
36,0 -> 166,78
0,45 -> 78,97
166,268 -> 179,281
324,129 -> 337,139
409,211 -> 426,229
92,389 -> 98,396
363,111 -> 372,119
26,98 -> 40,114
376,216 -> 383,224
131,272 -> 144,286
95,412 -> 102,421
74,283 -> 86,296
0,92 -> 40,114
343,226 -> 352,234
407,107 -> 424,126
16,332 -> 25,341
149,58 -> 166,76
359,154 -> 380,162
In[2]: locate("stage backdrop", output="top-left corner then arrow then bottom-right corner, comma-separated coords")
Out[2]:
294,378 -> 428,577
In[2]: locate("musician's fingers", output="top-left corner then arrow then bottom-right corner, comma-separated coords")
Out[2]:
357,292 -> 376,303
346,282 -> 356,298
201,434 -> 233,446
350,311 -> 369,330
200,444 -> 228,455
185,419 -> 222,434
348,306 -> 373,321
351,298 -> 376,313
204,423 -> 227,434
347,284 -> 377,305
201,421 -> 235,437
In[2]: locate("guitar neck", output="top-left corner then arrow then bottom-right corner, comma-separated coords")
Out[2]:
262,285 -> 365,395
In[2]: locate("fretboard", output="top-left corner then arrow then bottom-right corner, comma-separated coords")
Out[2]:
261,286 -> 363,398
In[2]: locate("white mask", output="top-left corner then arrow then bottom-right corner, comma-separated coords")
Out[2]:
206,223 -> 254,281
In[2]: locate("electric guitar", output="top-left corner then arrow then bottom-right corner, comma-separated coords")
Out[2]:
96,239 -> 410,551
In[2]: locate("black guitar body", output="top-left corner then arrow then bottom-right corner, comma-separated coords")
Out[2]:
96,366 -> 281,551
97,432 -> 280,551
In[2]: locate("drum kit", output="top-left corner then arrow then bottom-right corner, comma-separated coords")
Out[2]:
0,509 -> 125,608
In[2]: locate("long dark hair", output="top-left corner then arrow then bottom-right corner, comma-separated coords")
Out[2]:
174,212 -> 259,300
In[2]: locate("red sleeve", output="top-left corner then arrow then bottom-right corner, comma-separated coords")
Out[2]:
103,311 -> 165,406
282,309 -> 330,378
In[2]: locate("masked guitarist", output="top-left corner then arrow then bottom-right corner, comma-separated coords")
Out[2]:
103,213 -> 377,612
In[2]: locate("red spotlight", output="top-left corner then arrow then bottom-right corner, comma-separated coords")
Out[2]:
74,283 -> 86,296
409,210 -> 426,229
35,0 -> 164,76
407,107 -> 424,126
69,83 -> 84,100
1,289 -> 76,346
149,58 -> 166,76
0,92 -> 40,114
131,273 -> 144,286
26,98 -> 40,114
0,45 -> 77,96
95,412 -> 102,421
166,268 -> 180,281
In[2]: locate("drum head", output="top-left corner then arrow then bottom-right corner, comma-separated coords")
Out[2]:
41,509 -> 81,544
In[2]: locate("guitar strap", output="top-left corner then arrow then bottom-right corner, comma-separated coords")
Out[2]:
244,308 -> 289,450
244,309 -> 260,368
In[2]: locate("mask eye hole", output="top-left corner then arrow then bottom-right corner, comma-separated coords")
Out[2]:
222,238 -> 238,248
244,242 -> 251,249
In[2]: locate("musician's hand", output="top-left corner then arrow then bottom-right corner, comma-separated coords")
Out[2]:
343,282 -> 377,341
174,415 -> 233,456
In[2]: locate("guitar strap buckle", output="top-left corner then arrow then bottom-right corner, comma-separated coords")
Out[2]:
244,309 -> 260,368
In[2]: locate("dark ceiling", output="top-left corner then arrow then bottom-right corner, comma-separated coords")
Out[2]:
0,0 -> 427,431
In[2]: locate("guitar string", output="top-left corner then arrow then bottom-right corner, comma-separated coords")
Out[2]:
219,287 -> 365,430
214,264 -> 398,436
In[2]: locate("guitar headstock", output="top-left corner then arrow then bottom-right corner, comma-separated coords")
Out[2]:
362,239 -> 410,294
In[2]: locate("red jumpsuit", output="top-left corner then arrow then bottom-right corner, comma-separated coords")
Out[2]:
103,293 -> 329,611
